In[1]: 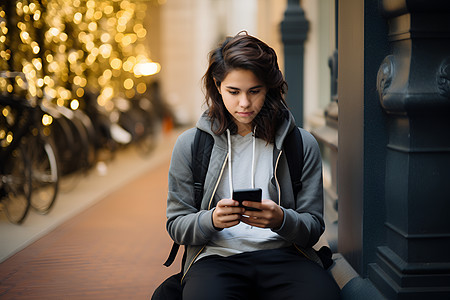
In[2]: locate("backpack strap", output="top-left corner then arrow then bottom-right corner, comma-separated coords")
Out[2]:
283,127 -> 304,197
163,243 -> 180,267
192,129 -> 214,208
163,129 -> 214,268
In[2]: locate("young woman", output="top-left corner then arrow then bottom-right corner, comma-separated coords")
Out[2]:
166,32 -> 340,299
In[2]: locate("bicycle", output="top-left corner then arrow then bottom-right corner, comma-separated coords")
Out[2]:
0,72 -> 59,222
0,81 -> 32,224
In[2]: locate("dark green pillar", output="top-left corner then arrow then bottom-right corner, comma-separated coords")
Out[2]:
280,0 -> 308,127
369,1 -> 450,299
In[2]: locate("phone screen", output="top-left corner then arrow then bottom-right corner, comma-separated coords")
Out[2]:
232,188 -> 262,211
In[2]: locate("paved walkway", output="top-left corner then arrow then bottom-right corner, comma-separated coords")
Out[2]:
0,135 -> 183,299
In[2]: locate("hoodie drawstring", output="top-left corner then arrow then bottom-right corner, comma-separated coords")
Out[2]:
227,129 -> 233,197
226,128 -> 256,198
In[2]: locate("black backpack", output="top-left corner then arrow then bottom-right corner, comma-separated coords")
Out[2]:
152,127 -> 306,300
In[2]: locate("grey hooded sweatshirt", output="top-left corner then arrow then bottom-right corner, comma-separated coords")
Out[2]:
166,110 -> 325,278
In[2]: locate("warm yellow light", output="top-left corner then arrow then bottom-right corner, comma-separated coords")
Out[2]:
100,33 -> 110,43
102,86 -> 114,101
6,132 -> 13,144
42,114 -> 53,126
87,0 -> 95,9
134,62 -> 161,76
20,31 -> 30,42
88,22 -> 97,32
60,88 -> 71,100
136,82 -> 146,94
60,32 -> 68,42
68,52 -> 78,64
46,54 -> 53,62
49,27 -> 60,37
99,44 -> 112,58
33,10 -> 41,21
32,58 -> 42,70
103,69 -> 112,79
94,11 -> 102,20
44,76 -> 52,85
97,94 -> 106,106
124,78 -> 134,90
76,88 -> 84,97
104,5 -> 114,15
70,99 -> 80,110
91,47 -> 99,57
117,24 -> 126,33
48,61 -> 58,72
110,58 -> 122,70
16,77 -> 25,89
31,41 -> 40,54
123,60 -> 134,72
74,12 -> 82,24
86,54 -> 95,65
122,34 -> 132,46
46,87 -> 57,99
115,32 -> 124,43
18,22 -> 26,31
74,76 -> 82,86
86,41 -> 95,51
137,28 -> 147,39
98,75 -> 107,86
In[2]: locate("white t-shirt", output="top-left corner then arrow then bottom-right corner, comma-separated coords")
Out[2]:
196,133 -> 290,261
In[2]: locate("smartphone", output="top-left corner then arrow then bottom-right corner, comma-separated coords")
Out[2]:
232,188 -> 262,211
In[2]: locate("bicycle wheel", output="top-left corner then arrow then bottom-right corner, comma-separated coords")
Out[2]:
2,145 -> 32,224
50,115 -> 82,192
29,136 -> 59,214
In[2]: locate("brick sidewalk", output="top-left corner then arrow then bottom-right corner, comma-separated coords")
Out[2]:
0,159 -> 182,299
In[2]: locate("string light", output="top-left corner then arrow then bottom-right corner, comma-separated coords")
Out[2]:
1,0 -> 161,120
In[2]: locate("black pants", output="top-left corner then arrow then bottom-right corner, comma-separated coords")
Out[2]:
182,246 -> 340,300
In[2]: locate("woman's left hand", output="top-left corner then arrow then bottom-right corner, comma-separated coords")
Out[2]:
240,199 -> 284,230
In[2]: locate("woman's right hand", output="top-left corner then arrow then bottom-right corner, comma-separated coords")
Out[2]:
212,199 -> 245,229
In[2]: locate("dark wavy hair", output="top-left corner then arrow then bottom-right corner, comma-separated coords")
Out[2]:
202,32 -> 288,143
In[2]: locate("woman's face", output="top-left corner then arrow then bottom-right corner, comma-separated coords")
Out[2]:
217,69 -> 267,135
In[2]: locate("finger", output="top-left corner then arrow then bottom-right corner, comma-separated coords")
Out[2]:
240,216 -> 265,227
218,206 -> 245,216
218,213 -> 242,223
241,209 -> 260,218
242,200 -> 262,210
217,199 -> 240,207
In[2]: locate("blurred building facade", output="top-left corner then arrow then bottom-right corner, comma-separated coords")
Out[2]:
158,0 -> 334,128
